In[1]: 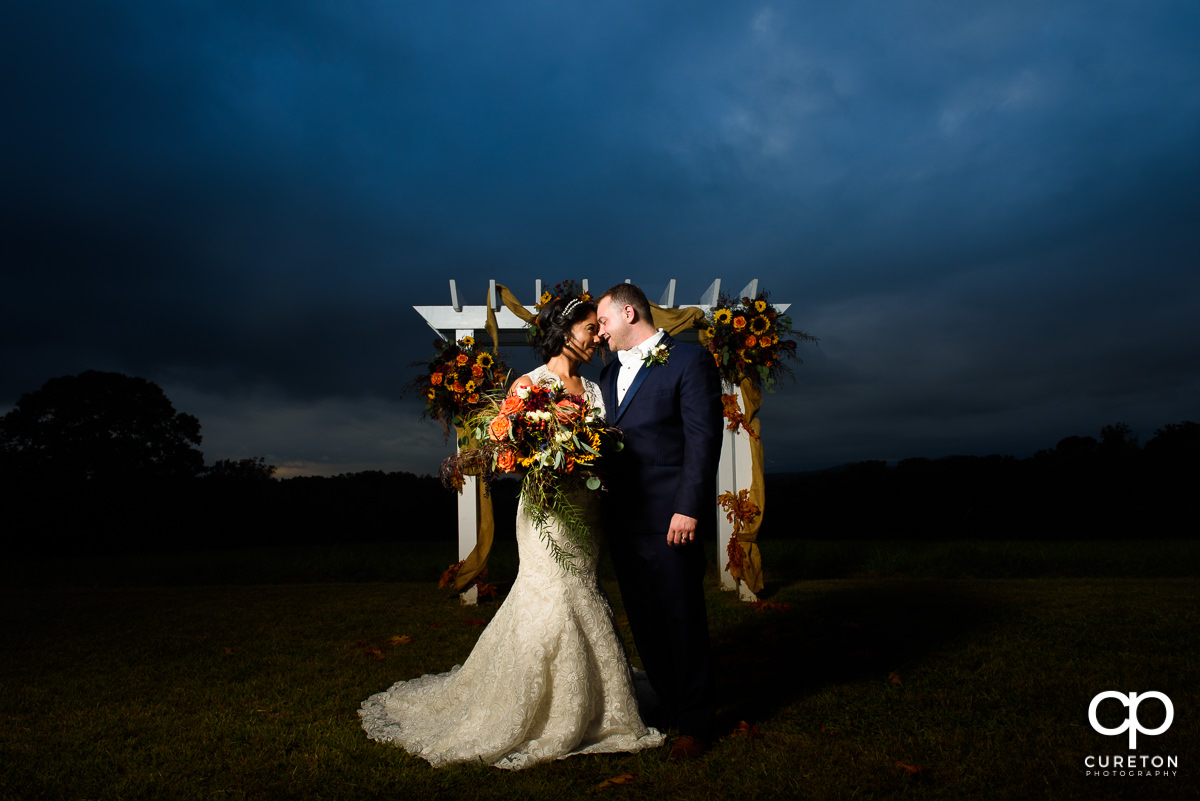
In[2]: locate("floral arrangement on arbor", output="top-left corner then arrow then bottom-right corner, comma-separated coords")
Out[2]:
718,489 -> 761,582
442,381 -> 619,571
416,335 -> 510,438
703,292 -> 816,392
720,394 -> 760,439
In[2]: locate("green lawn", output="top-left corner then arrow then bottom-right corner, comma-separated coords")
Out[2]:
1,543 -> 1197,800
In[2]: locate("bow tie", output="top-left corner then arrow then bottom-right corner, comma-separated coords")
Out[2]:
617,348 -> 644,368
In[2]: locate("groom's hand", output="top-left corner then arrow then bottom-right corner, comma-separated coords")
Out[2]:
667,513 -> 698,547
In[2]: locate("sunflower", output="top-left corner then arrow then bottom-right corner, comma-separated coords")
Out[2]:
750,315 -> 769,334
460,335 -> 475,347
476,352 -> 495,369
754,299 -> 767,313
714,308 -> 733,325
465,380 -> 477,393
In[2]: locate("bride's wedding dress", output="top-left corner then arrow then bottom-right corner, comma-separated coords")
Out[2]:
359,366 -> 663,769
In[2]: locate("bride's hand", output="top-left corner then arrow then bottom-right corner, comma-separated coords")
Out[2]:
509,376 -> 535,397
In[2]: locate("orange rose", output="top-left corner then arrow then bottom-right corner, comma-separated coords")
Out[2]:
471,364 -> 484,378
496,449 -> 517,472
468,393 -> 479,404
499,395 -> 525,415
430,372 -> 443,386
744,334 -> 757,348
455,353 -> 469,366
733,315 -> 747,330
554,399 -> 583,421
451,382 -> 465,394
759,335 -> 772,347
489,415 -> 512,441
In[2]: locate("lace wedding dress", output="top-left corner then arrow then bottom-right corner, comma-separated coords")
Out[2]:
359,366 -> 663,769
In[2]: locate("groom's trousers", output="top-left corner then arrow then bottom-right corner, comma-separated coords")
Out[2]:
611,531 -> 715,741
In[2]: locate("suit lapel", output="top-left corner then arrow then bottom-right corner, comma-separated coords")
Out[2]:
612,334 -> 673,424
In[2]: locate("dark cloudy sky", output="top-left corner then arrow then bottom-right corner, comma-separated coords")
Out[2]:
3,1 -> 1198,476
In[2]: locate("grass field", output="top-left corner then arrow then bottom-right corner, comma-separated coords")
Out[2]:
1,541 -> 1197,800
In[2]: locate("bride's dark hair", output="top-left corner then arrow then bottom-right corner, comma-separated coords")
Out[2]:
533,296 -> 597,363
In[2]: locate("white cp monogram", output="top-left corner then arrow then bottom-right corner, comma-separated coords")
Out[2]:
1088,691 -> 1174,749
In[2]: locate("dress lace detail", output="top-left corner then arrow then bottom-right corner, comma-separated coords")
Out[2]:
358,365 -> 661,769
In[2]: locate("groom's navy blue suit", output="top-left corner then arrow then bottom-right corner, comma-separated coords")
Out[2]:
600,333 -> 723,740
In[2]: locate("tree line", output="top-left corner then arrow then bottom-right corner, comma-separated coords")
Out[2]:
765,421 -> 1199,541
3,371 -> 1195,554
1,371 -> 453,555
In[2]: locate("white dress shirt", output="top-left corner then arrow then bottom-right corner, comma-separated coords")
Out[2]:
616,329 -> 665,405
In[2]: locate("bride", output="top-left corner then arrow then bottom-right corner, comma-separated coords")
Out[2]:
359,295 -> 664,769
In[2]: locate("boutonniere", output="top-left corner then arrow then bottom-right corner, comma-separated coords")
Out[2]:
642,342 -> 670,367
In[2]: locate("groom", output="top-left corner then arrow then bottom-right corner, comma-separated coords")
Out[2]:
595,282 -> 724,760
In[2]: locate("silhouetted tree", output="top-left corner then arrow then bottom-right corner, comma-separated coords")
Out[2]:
0,371 -> 204,482
1144,421 -> 1200,460
1099,422 -> 1139,458
205,456 -> 277,481
1048,435 -> 1100,462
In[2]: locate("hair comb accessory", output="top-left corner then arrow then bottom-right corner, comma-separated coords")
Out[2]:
561,298 -> 583,318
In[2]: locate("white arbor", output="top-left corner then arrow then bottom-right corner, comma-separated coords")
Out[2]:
413,279 -> 787,603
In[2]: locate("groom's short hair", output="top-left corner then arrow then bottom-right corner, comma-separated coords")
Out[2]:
598,283 -> 653,326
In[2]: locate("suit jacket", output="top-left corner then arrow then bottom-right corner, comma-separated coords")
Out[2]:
599,334 -> 724,537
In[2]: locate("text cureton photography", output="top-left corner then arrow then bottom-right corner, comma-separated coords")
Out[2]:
1084,691 -> 1180,779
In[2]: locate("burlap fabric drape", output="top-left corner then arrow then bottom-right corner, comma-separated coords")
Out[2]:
451,419 -> 495,592
697,324 -> 767,595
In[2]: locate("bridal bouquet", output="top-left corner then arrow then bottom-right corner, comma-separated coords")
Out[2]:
443,382 -> 619,570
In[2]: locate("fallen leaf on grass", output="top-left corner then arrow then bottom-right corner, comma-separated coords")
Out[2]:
727,721 -> 761,739
596,773 -> 638,789
362,647 -> 385,661
387,635 -> 413,646
888,672 -> 902,685
896,761 -> 926,778
750,601 -> 791,612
